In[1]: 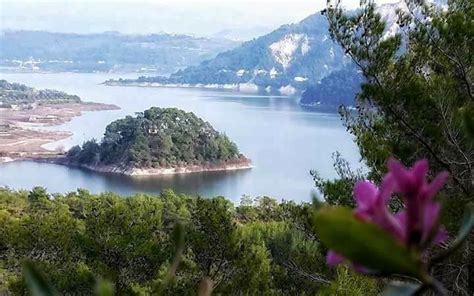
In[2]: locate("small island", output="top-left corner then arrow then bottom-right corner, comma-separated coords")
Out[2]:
0,80 -> 119,161
58,107 -> 251,176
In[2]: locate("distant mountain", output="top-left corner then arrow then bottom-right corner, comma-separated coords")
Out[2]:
105,2 -> 409,106
105,13 -> 353,95
297,2 -> 409,107
211,26 -> 274,42
0,31 -> 239,74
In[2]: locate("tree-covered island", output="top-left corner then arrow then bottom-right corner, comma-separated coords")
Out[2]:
63,107 -> 251,175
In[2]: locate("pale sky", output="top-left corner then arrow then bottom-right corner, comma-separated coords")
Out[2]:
0,0 -> 400,38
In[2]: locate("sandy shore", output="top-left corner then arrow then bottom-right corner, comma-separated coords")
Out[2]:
0,102 -> 119,160
36,156 -> 253,176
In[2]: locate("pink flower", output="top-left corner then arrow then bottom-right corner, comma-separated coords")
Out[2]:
327,158 -> 449,269
353,174 -> 404,241
327,250 -> 344,267
387,159 -> 449,247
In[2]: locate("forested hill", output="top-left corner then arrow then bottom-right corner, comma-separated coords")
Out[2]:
105,2 -> 408,105
300,67 -> 365,107
0,31 -> 238,73
67,107 -> 244,168
0,188 -> 372,295
0,79 -> 81,107
105,13 -> 354,94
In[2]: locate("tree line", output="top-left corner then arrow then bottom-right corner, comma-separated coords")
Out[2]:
0,80 -> 81,107
0,187 -> 379,295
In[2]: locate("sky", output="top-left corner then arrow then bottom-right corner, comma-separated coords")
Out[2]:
0,0 -> 400,38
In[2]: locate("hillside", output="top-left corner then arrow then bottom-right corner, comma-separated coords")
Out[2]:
0,79 -> 81,107
105,13 -> 354,95
0,31 -> 239,74
300,66 -> 365,107
65,107 -> 250,175
105,2 -> 409,105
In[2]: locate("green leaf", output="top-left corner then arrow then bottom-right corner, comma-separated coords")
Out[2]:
383,282 -> 421,296
22,262 -> 58,296
313,207 -> 421,277
95,279 -> 115,296
460,104 -> 474,141
431,203 -> 474,265
157,221 -> 185,296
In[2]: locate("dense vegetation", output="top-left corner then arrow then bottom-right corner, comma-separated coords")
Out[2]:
105,13 -> 354,94
0,80 -> 81,108
313,0 -> 473,294
0,31 -> 238,74
67,107 -> 242,168
300,66 -> 364,107
0,188 -> 379,295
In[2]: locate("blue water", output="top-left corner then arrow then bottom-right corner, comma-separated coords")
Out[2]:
0,72 -> 361,202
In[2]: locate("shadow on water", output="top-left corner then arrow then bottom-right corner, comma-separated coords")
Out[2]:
0,161 -> 253,198
96,167 -> 253,197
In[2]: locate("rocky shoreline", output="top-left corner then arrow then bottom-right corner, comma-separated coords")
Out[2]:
34,156 -> 253,176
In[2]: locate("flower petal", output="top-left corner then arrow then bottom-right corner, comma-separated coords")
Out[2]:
352,263 -> 372,274
421,202 -> 444,244
354,181 -> 378,211
354,209 -> 372,222
433,226 -> 448,245
379,173 -> 396,203
412,159 -> 429,187
424,171 -> 449,200
387,158 -> 412,193
327,250 -> 345,267
394,210 -> 407,242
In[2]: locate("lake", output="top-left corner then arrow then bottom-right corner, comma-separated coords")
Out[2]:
0,72 -> 361,202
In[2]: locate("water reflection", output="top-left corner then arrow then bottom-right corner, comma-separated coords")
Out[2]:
0,161 -> 253,198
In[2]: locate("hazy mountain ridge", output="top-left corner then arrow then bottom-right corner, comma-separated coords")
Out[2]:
106,13 -> 351,95
211,26 -> 274,42
5,2 -> 408,107
0,30 -> 239,74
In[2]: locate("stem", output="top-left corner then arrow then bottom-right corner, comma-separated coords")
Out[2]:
421,274 -> 448,296
430,278 -> 448,296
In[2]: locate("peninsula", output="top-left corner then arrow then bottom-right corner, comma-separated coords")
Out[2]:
0,80 -> 119,161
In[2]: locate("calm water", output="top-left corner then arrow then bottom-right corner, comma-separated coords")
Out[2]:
0,72 -> 361,202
